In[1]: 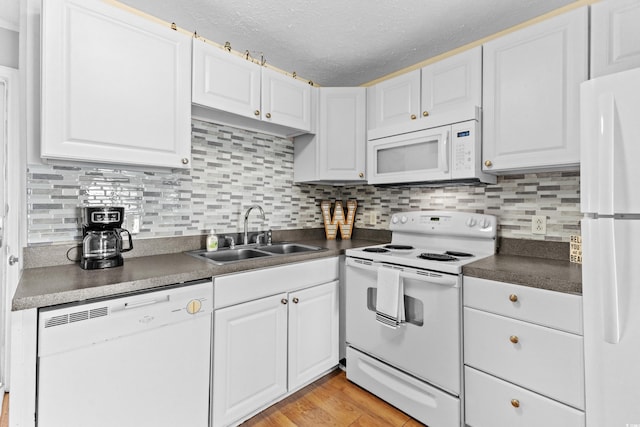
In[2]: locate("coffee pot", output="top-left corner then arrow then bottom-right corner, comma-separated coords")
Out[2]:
80,207 -> 133,270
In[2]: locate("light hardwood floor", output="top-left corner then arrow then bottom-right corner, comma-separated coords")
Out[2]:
0,371 -> 423,427
242,370 -> 424,426
1,393 -> 8,427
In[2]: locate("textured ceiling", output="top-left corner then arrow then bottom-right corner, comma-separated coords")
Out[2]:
118,0 -> 580,86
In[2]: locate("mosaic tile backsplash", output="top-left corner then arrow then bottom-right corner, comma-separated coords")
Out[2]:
27,120 -> 581,245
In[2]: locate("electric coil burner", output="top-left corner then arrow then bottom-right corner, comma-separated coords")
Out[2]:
362,247 -> 390,253
385,244 -> 414,250
419,253 -> 460,261
345,210 -> 497,426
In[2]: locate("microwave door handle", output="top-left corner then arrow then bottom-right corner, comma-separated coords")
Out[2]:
440,130 -> 449,174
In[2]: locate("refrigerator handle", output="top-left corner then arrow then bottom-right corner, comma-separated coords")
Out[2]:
602,218 -> 622,344
597,93 -> 616,216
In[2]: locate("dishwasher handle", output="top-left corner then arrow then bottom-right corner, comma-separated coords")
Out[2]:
123,295 -> 170,310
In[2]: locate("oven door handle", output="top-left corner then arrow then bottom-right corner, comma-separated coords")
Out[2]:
346,258 -> 459,287
400,271 -> 458,287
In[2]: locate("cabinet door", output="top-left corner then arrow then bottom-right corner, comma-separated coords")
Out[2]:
591,0 -> 640,78
421,46 -> 481,122
192,39 -> 261,119
261,68 -> 312,132
318,87 -> 366,181
482,7 -> 588,173
288,281 -> 339,390
368,70 -> 421,130
213,293 -> 288,427
41,0 -> 192,169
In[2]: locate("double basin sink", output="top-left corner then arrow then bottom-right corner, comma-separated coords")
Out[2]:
186,243 -> 326,265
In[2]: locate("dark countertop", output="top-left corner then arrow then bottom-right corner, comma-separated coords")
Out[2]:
13,238 -> 379,311
463,252 -> 582,295
15,233 -> 583,310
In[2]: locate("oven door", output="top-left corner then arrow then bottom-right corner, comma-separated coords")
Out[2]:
345,257 -> 461,395
367,125 -> 451,184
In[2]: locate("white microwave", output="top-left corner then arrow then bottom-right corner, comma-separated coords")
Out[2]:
367,120 -> 496,185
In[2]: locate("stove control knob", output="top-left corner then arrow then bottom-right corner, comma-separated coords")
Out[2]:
400,215 -> 408,224
479,218 -> 492,229
466,218 -> 477,227
391,216 -> 399,224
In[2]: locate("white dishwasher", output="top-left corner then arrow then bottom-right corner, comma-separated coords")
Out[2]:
36,280 -> 213,427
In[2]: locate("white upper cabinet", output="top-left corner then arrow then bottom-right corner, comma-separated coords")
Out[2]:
294,87 -> 366,183
482,7 -> 588,173
261,67 -> 312,132
41,0 -> 192,169
192,40 -> 312,136
421,46 -> 482,124
368,70 -> 421,130
367,47 -> 481,137
591,0 -> 640,78
192,40 -> 261,120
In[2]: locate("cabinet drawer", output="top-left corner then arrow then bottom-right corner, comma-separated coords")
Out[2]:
465,367 -> 585,427
464,307 -> 584,409
214,257 -> 339,309
464,276 -> 582,334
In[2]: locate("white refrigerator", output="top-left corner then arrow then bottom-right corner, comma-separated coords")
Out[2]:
581,67 -> 640,427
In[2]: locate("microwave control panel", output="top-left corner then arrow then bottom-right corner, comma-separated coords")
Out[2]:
451,121 -> 478,176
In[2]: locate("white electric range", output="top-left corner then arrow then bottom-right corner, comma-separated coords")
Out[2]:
345,210 -> 497,427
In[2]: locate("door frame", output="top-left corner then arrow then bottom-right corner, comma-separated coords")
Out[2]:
0,64 -> 24,392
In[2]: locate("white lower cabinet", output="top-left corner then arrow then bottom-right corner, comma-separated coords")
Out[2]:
288,281 -> 340,390
463,276 -> 585,427
213,293 -> 289,427
212,265 -> 339,427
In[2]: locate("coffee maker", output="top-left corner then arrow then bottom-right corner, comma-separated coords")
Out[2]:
80,206 -> 133,270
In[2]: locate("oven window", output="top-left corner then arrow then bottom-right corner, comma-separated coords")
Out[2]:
366,288 -> 424,326
377,139 -> 439,174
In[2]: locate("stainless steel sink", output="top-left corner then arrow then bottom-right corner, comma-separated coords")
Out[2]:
186,242 -> 325,265
188,248 -> 273,264
257,243 -> 323,254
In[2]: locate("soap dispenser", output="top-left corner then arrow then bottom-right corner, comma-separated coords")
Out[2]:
206,229 -> 218,252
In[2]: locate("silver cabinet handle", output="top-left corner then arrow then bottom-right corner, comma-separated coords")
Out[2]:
8,255 -> 19,265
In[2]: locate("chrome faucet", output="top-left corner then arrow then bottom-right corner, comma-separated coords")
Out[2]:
224,235 -> 236,249
243,204 -> 265,245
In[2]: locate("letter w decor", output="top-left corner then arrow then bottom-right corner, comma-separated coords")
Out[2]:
321,200 -> 357,240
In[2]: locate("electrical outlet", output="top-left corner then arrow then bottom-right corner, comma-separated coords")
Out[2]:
532,215 -> 546,235
368,211 -> 378,225
130,214 -> 141,234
